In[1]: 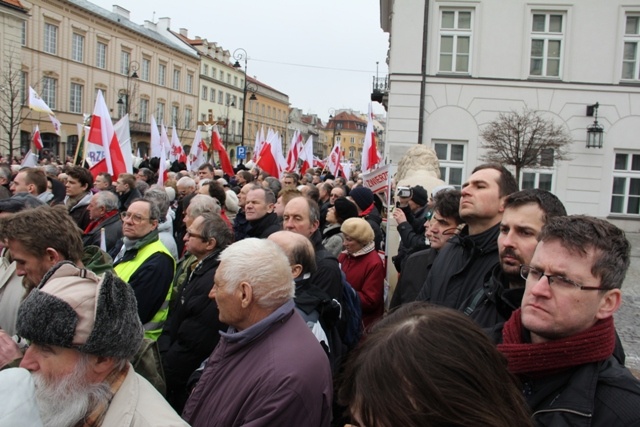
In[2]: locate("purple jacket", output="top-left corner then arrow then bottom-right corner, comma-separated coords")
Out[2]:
182,300 -> 333,427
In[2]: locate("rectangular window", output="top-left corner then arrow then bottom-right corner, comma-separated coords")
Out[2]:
121,51 -> 131,75
96,42 -> 107,69
69,83 -> 83,113
21,21 -> 26,46
44,23 -> 58,54
622,15 -> 640,80
158,63 -> 166,86
203,64 -> 208,75
210,88 -> 215,102
71,33 -> 84,62
439,10 -> 472,73
212,67 -> 216,78
139,99 -> 149,123
530,13 -> 564,77
185,108 -> 192,128
42,77 -> 57,110
156,102 -> 165,124
218,90 -> 223,105
186,74 -> 193,94
172,106 -> 179,127
434,141 -> 466,189
234,76 -> 238,86
141,58 -> 151,81
117,95 -> 127,119
202,85 -> 208,100
173,69 -> 181,90
521,171 -> 553,191
227,73 -> 231,84
20,71 -> 27,105
611,152 -> 640,215
219,70 -> 224,80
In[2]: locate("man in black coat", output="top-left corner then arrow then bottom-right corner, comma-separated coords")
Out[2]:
495,216 -> 640,426
245,186 -> 280,239
159,211 -> 232,413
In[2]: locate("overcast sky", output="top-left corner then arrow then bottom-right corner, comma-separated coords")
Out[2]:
89,0 -> 390,122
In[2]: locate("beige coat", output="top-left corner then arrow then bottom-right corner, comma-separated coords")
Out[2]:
102,364 -> 188,427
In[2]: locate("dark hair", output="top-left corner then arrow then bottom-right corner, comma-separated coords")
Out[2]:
97,172 -> 112,186
118,173 -> 136,190
198,211 -> 233,249
247,185 -> 276,205
0,194 -> 45,213
504,189 -> 566,223
284,173 -> 299,185
0,205 -> 83,263
472,164 -> 518,198
198,163 -> 214,172
538,215 -> 630,290
306,185 -> 320,203
432,189 -> 462,225
339,303 -> 532,427
66,166 -> 93,191
238,170 -> 254,184
203,180 -> 226,207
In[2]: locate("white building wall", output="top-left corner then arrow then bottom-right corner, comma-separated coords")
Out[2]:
382,0 -> 640,231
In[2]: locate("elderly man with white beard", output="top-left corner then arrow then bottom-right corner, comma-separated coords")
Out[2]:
14,262 -> 187,427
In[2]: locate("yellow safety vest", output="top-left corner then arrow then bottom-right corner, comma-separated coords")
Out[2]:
114,239 -> 175,341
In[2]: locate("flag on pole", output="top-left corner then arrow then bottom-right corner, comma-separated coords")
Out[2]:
298,136 -> 314,175
49,115 -> 62,136
256,142 -> 279,178
32,125 -> 43,151
87,90 -> 126,178
253,126 -> 265,163
28,86 -> 54,115
211,126 -> 234,177
361,103 -> 382,173
170,126 -> 187,164
285,130 -> 302,172
150,116 -> 162,159
114,115 -> 133,173
327,141 -> 342,177
157,124 -> 170,186
189,127 -> 207,171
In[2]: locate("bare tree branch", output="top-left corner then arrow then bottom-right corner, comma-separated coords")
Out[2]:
480,108 -> 572,187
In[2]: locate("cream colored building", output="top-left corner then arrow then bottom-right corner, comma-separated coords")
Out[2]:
15,0 -> 199,159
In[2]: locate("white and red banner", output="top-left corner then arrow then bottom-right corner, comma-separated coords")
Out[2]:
150,116 -> 162,159
32,125 -> 43,151
286,130 -> 303,172
189,127 -> 208,171
361,103 -> 382,173
87,91 -> 126,179
212,126 -> 234,177
170,125 -> 187,164
362,163 -> 391,194
326,142 -> 342,177
299,136 -> 314,175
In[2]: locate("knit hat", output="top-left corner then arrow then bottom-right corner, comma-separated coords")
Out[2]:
16,262 -> 143,359
411,185 -> 428,207
333,198 -> 359,223
341,217 -> 374,245
349,187 -> 374,211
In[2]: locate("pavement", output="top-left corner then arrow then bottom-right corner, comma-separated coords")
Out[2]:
615,232 -> 640,376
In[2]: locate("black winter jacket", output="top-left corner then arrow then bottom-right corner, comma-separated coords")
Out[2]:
416,223 -> 500,309
81,212 -> 123,253
389,248 -> 438,310
246,212 -> 281,239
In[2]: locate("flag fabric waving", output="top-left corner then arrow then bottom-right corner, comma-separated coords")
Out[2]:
286,131 -> 303,172
326,142 -> 342,177
150,116 -> 162,159
170,126 -> 187,164
32,125 -> 43,151
361,103 -> 382,173
28,87 -> 54,115
299,136 -> 314,175
256,141 -> 279,178
49,115 -> 62,136
115,115 -> 133,173
189,127 -> 208,171
87,90 -> 126,178
211,126 -> 234,177
21,150 -> 39,168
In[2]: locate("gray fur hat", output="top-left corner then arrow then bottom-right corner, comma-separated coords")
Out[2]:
16,262 -> 143,359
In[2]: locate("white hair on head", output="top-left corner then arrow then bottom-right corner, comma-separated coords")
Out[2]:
218,238 -> 294,309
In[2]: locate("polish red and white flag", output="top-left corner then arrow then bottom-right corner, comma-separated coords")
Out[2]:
87,91 -> 126,179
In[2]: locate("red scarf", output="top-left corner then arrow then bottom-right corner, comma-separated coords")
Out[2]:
84,209 -> 119,234
359,204 -> 374,217
497,308 -> 615,378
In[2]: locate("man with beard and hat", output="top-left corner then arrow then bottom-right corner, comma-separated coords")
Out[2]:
15,262 -> 187,426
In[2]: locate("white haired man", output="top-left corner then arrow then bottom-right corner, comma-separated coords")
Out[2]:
183,238 -> 333,426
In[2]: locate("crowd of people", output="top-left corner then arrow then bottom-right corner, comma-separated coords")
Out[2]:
0,158 -> 638,426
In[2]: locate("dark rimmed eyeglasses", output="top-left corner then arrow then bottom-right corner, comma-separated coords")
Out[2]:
519,264 -> 602,291
185,229 -> 206,240
120,212 -> 151,225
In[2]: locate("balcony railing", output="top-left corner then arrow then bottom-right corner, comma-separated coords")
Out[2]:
371,75 -> 389,106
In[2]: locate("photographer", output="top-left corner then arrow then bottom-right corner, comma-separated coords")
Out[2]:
392,185 -> 432,272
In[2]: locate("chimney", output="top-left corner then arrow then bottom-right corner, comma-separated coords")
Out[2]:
179,28 -> 188,37
144,20 -> 157,31
112,5 -> 130,20
157,17 -> 171,31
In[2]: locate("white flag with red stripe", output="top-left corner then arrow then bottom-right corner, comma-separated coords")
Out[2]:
170,126 -> 187,164
87,91 -> 126,178
286,130 -> 303,172
298,136 -> 314,175
327,141 -> 342,177
189,127 -> 208,171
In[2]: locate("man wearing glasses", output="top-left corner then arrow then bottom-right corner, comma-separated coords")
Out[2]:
113,200 -> 175,340
497,215 -> 640,426
389,189 -> 462,308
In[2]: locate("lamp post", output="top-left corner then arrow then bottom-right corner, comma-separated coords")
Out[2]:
233,48 -> 258,160
586,102 -> 604,149
117,60 -> 139,117
224,100 -> 235,151
328,108 -> 341,158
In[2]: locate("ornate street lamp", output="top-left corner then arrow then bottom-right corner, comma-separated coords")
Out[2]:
233,49 -> 258,154
586,102 -> 604,149
117,60 -> 139,116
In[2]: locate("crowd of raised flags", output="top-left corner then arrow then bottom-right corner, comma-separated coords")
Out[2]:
26,87 -> 383,180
